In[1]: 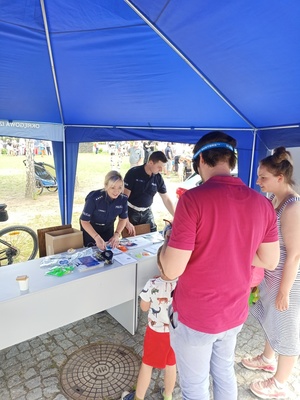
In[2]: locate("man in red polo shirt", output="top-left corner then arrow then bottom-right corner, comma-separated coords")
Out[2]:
160,131 -> 280,400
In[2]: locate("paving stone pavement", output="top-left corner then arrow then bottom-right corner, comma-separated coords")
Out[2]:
0,310 -> 299,400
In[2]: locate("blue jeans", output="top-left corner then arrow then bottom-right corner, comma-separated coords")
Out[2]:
170,311 -> 242,400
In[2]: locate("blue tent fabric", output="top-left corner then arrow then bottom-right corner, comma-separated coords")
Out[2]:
127,0 -> 300,129
1,0 -> 300,223
52,140 -> 79,224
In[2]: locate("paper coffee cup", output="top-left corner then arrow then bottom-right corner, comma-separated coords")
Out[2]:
16,275 -> 29,291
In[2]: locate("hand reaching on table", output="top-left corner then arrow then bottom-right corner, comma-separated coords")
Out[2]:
94,234 -> 106,251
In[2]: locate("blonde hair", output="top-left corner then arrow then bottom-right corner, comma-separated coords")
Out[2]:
104,170 -> 123,189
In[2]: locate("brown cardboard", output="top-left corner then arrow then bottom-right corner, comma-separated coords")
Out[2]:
45,228 -> 83,255
122,223 -> 150,238
37,224 -> 72,257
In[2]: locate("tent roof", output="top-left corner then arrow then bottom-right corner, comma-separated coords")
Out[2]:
128,0 -> 300,131
1,0 -> 300,224
1,0 -> 299,148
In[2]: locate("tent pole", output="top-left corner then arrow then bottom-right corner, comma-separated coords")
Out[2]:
65,124 -> 253,132
125,0 -> 255,131
258,124 -> 300,131
249,130 -> 257,187
63,127 -> 68,225
40,0 -> 64,124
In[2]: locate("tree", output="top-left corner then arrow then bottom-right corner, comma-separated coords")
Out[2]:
25,139 -> 37,199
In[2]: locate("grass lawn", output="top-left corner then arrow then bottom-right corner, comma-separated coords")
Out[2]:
0,149 -> 179,236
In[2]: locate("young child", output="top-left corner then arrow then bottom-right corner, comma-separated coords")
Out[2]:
122,246 -> 178,400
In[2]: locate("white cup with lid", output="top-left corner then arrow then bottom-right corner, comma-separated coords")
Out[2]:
16,275 -> 29,291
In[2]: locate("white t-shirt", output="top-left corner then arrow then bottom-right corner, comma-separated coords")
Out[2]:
140,276 -> 177,333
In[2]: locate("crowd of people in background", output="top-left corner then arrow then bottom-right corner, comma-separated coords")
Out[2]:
0,138 -> 52,156
1,138 -> 193,175
0,138 -> 26,155
93,140 -> 194,180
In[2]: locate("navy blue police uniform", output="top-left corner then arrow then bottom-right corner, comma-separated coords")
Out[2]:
80,189 -> 128,246
124,165 -> 166,232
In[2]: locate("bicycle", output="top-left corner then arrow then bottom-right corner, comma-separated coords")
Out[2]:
0,204 -> 38,266
23,160 -> 58,195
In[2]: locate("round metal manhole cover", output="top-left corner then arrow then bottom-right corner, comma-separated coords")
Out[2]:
60,342 -> 140,400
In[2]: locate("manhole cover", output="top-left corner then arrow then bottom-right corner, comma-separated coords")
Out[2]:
60,342 -> 140,400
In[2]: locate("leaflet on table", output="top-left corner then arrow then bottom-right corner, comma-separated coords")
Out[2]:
111,247 -> 122,255
126,236 -> 152,247
113,253 -> 137,265
142,232 -> 164,243
116,237 -> 151,252
75,256 -> 105,272
128,249 -> 153,260
143,242 -> 163,254
40,247 -> 94,268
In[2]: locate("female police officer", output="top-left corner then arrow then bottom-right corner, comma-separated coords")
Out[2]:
80,170 -> 128,250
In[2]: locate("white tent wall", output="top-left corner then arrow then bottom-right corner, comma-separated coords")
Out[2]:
288,148 -> 300,189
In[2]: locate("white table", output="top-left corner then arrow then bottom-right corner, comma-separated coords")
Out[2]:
0,233 -> 163,351
0,257 -> 136,350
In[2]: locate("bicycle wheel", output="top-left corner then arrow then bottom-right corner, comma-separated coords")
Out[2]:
47,187 -> 58,192
46,183 -> 58,192
35,179 -> 43,195
0,226 -> 38,265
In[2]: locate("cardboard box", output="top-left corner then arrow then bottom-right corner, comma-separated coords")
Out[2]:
45,228 -> 83,255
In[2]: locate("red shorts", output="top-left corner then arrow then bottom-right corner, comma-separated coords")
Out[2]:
142,326 -> 176,369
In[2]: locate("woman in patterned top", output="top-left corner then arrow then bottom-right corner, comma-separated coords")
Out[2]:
242,147 -> 300,399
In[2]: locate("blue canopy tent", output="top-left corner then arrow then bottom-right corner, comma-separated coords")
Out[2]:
1,0 -> 300,223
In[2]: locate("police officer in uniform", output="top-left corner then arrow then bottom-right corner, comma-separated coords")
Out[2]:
80,171 -> 128,250
124,151 -> 175,234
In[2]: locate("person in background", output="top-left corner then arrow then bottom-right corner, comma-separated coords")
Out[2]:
159,131 -> 280,400
241,147 -> 300,400
18,138 -> 26,156
39,141 -> 46,157
94,142 -> 101,155
143,141 -> 154,164
80,171 -> 128,250
121,246 -> 177,400
173,152 -> 181,176
129,141 -> 143,168
45,141 -> 52,155
179,145 -> 193,180
33,139 -> 39,155
108,141 -> 117,170
164,143 -> 174,177
124,151 -> 175,235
